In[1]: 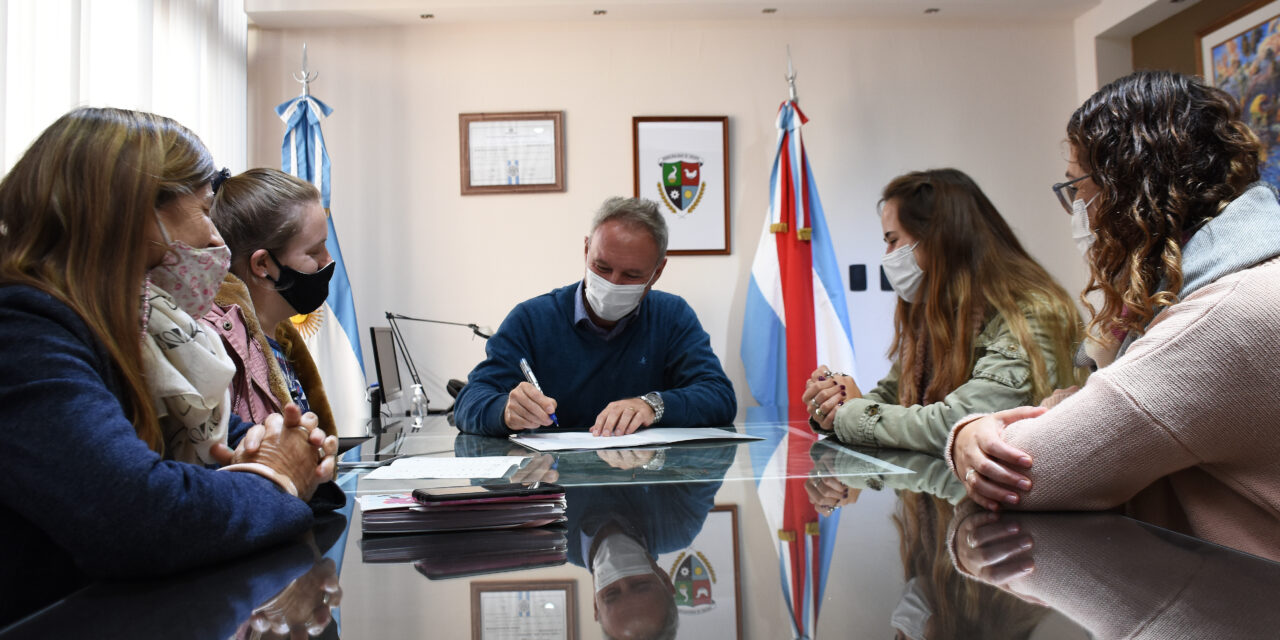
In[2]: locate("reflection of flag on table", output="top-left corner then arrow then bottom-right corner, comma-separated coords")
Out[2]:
748,406 -> 841,640
276,93 -> 367,437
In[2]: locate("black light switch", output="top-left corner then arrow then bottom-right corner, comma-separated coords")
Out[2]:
879,266 -> 892,291
848,264 -> 867,291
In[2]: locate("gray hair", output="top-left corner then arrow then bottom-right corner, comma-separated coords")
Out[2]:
601,594 -> 679,640
590,196 -> 668,261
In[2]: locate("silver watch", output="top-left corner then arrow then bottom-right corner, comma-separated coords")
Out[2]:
640,391 -> 664,423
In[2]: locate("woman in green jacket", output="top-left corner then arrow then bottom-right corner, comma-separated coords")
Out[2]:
803,169 -> 1084,456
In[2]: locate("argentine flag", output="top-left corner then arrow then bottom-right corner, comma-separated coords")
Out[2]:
741,101 -> 857,409
277,94 -> 367,438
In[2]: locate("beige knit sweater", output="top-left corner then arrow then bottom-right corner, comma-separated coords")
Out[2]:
955,256 -> 1280,561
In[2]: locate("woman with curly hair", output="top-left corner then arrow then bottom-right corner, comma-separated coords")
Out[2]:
949,70 -> 1280,561
802,168 -> 1084,457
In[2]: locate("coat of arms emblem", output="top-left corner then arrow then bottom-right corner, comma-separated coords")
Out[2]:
657,154 -> 705,217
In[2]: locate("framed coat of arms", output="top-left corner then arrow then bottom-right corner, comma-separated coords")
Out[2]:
632,116 -> 730,255
655,504 -> 742,639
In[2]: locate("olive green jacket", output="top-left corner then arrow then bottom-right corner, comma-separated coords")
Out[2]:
830,311 -> 1070,456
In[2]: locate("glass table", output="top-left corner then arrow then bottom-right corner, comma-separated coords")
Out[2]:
5,408 -> 1279,639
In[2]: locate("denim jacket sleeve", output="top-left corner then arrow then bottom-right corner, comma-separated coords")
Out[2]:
830,312 -> 1061,456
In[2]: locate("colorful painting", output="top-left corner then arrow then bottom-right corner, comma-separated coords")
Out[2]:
1201,1 -> 1280,189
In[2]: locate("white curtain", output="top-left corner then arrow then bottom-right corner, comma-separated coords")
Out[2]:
0,0 -> 247,174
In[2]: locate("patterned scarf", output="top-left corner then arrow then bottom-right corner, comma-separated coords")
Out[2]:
141,284 -> 236,465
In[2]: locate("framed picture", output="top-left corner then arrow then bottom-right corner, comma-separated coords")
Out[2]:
656,505 -> 742,640
459,111 -> 565,195
1198,0 -> 1280,189
470,579 -> 577,640
632,116 -> 730,255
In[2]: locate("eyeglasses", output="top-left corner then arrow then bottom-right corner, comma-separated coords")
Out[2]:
1051,174 -> 1092,215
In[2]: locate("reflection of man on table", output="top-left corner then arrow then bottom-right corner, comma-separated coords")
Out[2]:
565,476 -> 727,640
453,196 -> 736,437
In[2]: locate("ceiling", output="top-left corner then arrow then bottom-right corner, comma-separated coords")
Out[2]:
245,0 -> 1107,29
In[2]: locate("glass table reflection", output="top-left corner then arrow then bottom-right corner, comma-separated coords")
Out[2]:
5,406 -> 1279,639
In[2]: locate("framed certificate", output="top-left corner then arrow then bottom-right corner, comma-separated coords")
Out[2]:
470,579 -> 577,640
460,111 -> 565,195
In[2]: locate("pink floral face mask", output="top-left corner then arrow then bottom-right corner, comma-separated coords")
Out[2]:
147,215 -> 231,318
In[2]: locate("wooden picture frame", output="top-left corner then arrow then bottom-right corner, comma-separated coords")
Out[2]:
1197,0 -> 1280,190
632,116 -> 731,255
459,111 -> 565,195
656,505 -> 742,639
470,579 -> 577,640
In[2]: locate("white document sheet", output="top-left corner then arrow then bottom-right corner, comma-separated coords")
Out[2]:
510,427 -> 761,452
363,456 -> 525,480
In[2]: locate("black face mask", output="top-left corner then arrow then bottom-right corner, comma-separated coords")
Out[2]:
266,251 -> 335,315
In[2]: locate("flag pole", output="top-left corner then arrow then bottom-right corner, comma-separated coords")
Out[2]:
786,45 -> 798,103
292,42 -> 318,98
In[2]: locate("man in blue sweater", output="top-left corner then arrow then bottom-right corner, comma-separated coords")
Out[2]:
453,197 -> 736,437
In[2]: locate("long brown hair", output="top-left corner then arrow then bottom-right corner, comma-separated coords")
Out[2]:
883,169 -> 1081,405
1067,70 -> 1261,338
0,107 -> 216,451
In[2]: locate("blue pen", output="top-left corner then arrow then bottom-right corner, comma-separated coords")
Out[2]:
518,358 -> 559,426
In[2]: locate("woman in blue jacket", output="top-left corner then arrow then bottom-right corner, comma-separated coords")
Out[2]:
0,107 -> 337,625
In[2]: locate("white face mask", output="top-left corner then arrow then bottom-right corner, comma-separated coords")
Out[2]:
881,243 -> 924,303
1070,194 -> 1099,257
584,267 -> 655,322
889,577 -> 932,640
592,533 -> 656,592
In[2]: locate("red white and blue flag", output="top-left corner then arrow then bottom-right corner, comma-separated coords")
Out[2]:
742,100 -> 857,411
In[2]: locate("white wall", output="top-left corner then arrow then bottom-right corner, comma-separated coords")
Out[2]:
246,16 -> 1083,415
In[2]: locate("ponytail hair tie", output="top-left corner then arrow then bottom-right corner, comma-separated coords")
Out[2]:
211,167 -> 232,194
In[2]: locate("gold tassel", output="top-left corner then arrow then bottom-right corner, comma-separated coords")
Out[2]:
797,227 -> 812,241
770,222 -> 789,233
805,521 -> 820,535
778,529 -> 796,542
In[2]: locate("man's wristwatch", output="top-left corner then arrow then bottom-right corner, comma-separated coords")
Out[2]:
639,391 -> 664,424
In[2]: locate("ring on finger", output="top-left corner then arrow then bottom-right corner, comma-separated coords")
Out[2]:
964,468 -> 976,483
815,407 -> 824,418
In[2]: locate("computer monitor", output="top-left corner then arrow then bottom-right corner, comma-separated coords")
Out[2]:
369,326 -> 402,404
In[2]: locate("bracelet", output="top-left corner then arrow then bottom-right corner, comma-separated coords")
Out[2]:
220,462 -> 299,497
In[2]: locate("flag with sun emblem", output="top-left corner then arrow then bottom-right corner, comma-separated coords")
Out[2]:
277,91 -> 367,439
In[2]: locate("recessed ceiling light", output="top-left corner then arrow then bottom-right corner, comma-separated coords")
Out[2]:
593,9 -> 607,15
419,13 -> 433,19
924,7 -> 940,14
762,8 -> 777,14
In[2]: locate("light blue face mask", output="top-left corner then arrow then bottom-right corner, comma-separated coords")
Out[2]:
881,243 -> 924,303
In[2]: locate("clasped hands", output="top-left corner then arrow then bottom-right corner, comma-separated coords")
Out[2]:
503,381 -> 655,436
803,446 -> 862,515
801,364 -> 860,431
211,403 -> 338,501
241,552 -> 342,638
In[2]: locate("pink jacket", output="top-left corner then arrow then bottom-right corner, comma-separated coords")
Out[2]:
200,274 -> 336,435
